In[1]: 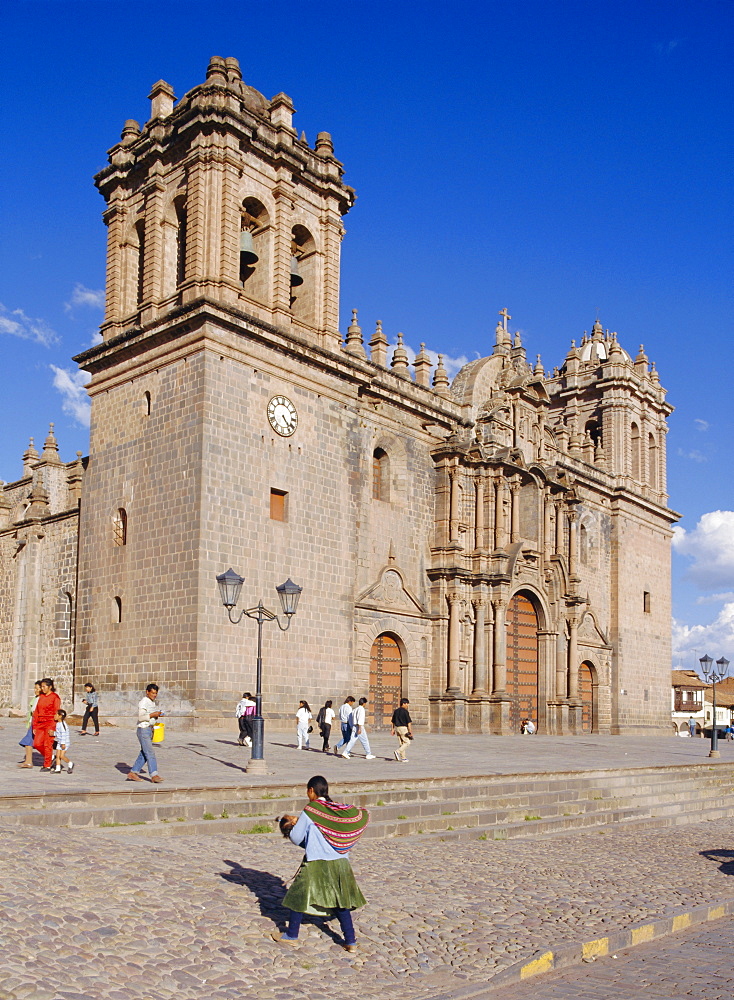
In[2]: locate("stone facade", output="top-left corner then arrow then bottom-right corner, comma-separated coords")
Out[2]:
0,57 -> 678,732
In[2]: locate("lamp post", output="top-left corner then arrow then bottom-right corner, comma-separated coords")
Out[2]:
217,568 -> 302,774
699,654 -> 730,758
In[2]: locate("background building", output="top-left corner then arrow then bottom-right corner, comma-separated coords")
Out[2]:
0,58 -> 678,732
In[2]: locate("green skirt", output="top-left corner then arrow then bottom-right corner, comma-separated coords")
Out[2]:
282,857 -> 367,916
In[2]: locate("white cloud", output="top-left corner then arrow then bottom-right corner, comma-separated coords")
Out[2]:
673,603 -> 734,663
89,330 -> 103,346
655,40 -> 680,56
65,284 -> 105,312
673,511 -> 734,590
50,365 -> 91,427
676,447 -> 707,463
0,303 -> 58,347
387,339 -> 469,380
694,419 -> 709,432
696,591 -> 734,606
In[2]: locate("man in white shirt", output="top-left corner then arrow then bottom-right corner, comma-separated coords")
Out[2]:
342,697 -> 376,760
127,683 -> 164,782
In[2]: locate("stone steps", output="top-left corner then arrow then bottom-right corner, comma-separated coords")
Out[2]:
3,763 -> 731,841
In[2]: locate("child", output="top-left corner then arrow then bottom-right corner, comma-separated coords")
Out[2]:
79,683 -> 100,736
53,709 -> 74,773
235,691 -> 256,747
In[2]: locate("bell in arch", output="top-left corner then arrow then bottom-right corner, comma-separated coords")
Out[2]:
239,229 -> 258,266
290,256 -> 304,287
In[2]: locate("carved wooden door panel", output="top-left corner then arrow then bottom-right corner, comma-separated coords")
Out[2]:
507,593 -> 539,732
579,661 -> 594,733
368,634 -> 402,729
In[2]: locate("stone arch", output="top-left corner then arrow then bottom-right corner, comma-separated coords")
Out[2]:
55,587 -> 74,642
370,432 -> 408,504
290,223 -> 317,325
506,588 -> 543,732
239,196 -> 271,305
372,447 -> 390,501
359,617 -> 417,727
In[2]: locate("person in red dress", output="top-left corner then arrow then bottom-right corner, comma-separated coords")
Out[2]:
33,678 -> 61,771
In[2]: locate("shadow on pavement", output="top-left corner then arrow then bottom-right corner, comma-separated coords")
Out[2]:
700,848 -> 734,876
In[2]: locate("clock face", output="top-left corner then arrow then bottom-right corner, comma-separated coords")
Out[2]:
267,395 -> 298,437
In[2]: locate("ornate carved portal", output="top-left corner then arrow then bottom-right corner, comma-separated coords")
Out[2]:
368,634 -> 402,729
579,661 -> 594,733
507,593 -> 539,731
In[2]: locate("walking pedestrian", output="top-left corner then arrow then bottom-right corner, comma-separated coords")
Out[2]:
126,683 -> 164,782
272,775 -> 368,952
333,696 -> 355,755
79,683 -> 100,736
53,709 -> 74,773
18,680 -> 41,768
688,716 -> 697,738
33,678 -> 61,772
341,697 -> 375,759
296,700 -> 312,750
316,700 -> 335,752
236,691 -> 256,747
391,698 -> 413,762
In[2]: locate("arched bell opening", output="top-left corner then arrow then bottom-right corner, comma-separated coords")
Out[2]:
239,198 -> 270,305
290,224 -> 317,325
368,633 -> 403,730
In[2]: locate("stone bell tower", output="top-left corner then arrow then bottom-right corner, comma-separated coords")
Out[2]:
97,56 -> 354,350
73,57 -> 356,718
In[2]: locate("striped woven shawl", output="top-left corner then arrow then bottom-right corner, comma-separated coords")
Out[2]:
303,799 -> 369,854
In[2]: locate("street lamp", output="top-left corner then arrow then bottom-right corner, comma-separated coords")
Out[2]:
699,654 -> 730,758
217,569 -> 302,773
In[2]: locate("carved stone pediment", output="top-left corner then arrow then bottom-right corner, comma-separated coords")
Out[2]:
577,611 -> 609,648
356,567 -> 426,615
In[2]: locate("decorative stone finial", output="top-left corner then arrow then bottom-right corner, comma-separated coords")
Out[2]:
433,355 -> 451,397
534,354 -> 544,376
22,437 -> 39,477
315,132 -> 334,157
40,423 -> 61,464
391,332 -> 411,379
634,344 -> 649,375
270,93 -> 295,131
649,362 -> 660,385
388,539 -> 396,563
564,340 -> 580,374
344,309 -> 366,359
206,56 -> 228,83
414,343 -> 433,387
224,57 -> 242,82
148,80 -> 176,120
369,320 -> 388,368
120,120 -> 141,145
592,317 -> 603,338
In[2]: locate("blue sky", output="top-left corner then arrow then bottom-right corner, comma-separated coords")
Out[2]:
1,0 -> 732,669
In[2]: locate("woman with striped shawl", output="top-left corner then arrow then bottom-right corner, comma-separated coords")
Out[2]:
272,775 -> 368,951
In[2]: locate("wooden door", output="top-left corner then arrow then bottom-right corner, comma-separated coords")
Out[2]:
507,593 -> 539,731
368,634 -> 402,729
579,661 -> 594,733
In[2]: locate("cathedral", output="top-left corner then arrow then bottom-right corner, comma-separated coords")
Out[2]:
0,57 -> 678,733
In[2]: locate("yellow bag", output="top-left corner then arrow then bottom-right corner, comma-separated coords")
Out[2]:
152,722 -> 165,744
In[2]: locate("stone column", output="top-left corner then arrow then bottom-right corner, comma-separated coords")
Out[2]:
272,181 -> 294,324
492,599 -> 507,694
556,629 -> 567,701
471,596 -> 488,694
544,490 -> 554,561
509,478 -> 520,543
474,476 -> 484,551
494,476 -> 507,550
102,202 -> 124,328
449,469 -> 461,545
568,614 -> 579,701
554,499 -> 564,554
447,592 -> 462,693
141,175 -> 166,318
321,211 -> 343,348
568,508 -> 578,579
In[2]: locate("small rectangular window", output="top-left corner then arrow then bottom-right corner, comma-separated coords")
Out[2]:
643,591 -> 651,613
270,489 -> 287,522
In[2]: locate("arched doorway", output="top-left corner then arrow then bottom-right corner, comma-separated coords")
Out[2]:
579,661 -> 594,733
507,592 -> 539,731
368,634 -> 402,729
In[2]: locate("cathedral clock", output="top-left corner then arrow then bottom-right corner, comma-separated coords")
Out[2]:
267,395 -> 298,437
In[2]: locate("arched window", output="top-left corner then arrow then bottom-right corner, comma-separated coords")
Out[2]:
143,391 -> 151,416
631,422 -> 641,480
56,591 -> 73,640
135,220 -> 146,306
113,508 -> 127,546
114,596 -> 123,624
290,224 -> 316,325
373,449 -> 389,501
239,197 -> 270,304
648,432 -> 657,489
